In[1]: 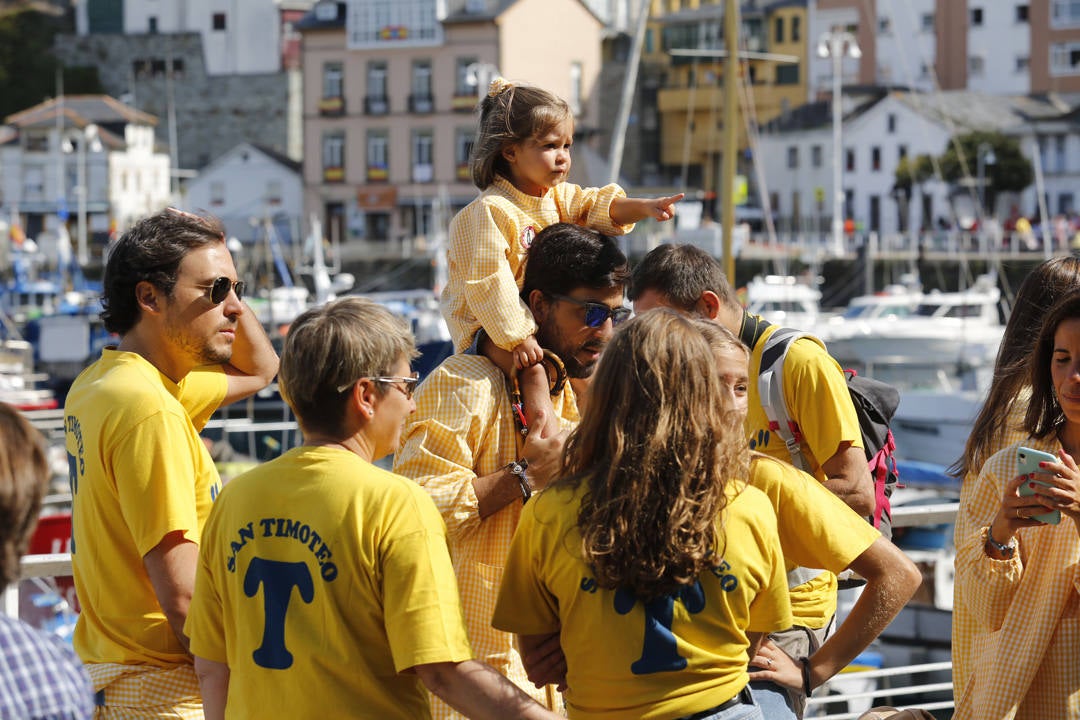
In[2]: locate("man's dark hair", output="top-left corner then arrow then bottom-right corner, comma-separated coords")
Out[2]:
101,209 -> 226,335
521,223 -> 629,299
628,244 -> 737,311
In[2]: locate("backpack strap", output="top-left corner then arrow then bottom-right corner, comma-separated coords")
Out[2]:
758,327 -> 816,474
756,326 -> 832,589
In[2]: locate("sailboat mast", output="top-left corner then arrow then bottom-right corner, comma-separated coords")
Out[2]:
721,0 -> 739,282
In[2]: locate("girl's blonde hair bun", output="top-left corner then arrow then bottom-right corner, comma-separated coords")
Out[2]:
488,77 -> 514,97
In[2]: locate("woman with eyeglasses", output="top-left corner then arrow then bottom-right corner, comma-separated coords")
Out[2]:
493,309 -> 790,720
186,297 -> 566,720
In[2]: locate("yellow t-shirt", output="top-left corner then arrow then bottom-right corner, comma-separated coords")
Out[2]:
745,320 -> 864,482
65,350 -> 226,668
186,446 -> 472,720
492,481 -> 792,720
443,176 -> 632,352
747,455 -> 880,628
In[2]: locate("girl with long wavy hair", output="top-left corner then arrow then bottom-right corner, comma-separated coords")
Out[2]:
493,309 -> 789,720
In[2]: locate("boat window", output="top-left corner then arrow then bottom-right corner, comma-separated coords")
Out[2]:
944,304 -> 983,319
843,305 -> 871,319
914,303 -> 941,317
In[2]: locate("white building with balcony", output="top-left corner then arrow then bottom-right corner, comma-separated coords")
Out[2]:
0,95 -> 171,266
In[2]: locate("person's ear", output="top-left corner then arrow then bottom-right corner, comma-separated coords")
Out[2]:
527,289 -> 549,323
501,141 -> 518,165
135,280 -> 162,315
354,379 -> 377,420
695,290 -> 722,320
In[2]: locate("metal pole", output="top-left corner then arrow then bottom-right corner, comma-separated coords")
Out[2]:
721,0 -> 739,283
830,36 -> 844,257
76,136 -> 88,267
607,0 -> 651,185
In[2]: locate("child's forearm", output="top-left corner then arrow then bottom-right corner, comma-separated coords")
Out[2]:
480,334 -> 517,378
609,196 -> 646,226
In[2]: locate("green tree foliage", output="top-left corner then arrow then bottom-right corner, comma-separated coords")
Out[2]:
0,9 -> 102,120
937,131 -> 1033,208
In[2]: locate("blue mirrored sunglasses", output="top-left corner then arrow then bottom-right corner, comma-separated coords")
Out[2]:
548,293 -> 631,328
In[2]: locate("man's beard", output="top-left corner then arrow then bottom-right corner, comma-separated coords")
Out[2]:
536,317 -> 603,380
165,318 -> 233,367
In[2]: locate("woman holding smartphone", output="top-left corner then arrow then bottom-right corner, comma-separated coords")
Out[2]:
953,289 -> 1080,720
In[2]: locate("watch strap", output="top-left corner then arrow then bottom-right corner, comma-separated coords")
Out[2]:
509,459 -> 531,503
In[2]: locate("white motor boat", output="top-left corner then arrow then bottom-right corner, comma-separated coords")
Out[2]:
744,274 -> 822,329
823,272 -> 1004,384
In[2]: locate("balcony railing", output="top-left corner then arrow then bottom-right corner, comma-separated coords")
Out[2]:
323,166 -> 345,183
364,95 -> 389,115
412,163 -> 434,183
408,94 -> 434,114
318,96 -> 345,116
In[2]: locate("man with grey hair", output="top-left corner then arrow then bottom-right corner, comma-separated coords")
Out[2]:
186,297 -> 564,720
64,208 -> 278,717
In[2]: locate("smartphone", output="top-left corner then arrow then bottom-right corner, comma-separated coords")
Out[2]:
1016,446 -> 1062,525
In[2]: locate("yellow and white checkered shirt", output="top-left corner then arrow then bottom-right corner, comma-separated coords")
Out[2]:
393,354 -> 580,720
952,424 -> 1080,719
443,175 -> 632,353
88,663 -> 202,719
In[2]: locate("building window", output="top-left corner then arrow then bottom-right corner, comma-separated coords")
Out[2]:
453,57 -> 478,110
787,146 -> 799,169
871,146 -> 881,171
811,144 -> 822,168
347,0 -> 442,48
878,16 -> 892,35
921,13 -> 934,32
322,132 -> 345,183
367,130 -> 389,182
320,63 -> 345,115
569,62 -> 583,116
1059,192 -> 1075,214
365,61 -> 389,114
133,59 -> 150,79
266,179 -> 282,205
791,16 -> 801,42
774,16 -> 784,43
845,148 -> 855,172
1050,42 -> 1080,75
409,59 -> 434,113
1016,55 -> 1030,71
1016,4 -> 1029,22
212,12 -> 226,31
456,128 -> 474,181
210,181 -> 225,206
969,55 -> 986,76
887,113 -> 897,133
776,64 -> 799,85
151,59 -> 167,77
171,58 -> 185,78
148,16 -> 158,33
971,7 -> 984,26
412,129 -> 434,183
1052,0 -> 1080,26
898,144 -> 908,160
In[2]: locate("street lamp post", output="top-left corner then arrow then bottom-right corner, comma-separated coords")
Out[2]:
62,124 -> 102,268
817,30 -> 861,257
464,62 -> 500,97
976,141 -> 996,223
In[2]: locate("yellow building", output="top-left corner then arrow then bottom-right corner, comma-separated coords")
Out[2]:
648,0 -> 808,205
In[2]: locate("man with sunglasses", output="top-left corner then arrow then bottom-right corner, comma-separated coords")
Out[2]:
63,209 -> 278,718
394,222 -> 629,719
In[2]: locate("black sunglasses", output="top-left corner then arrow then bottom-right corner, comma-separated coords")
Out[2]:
548,293 -> 631,328
196,277 -> 246,305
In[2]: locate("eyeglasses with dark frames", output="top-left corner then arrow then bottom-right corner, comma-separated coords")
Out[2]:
547,293 -> 631,328
194,276 -> 246,305
336,373 -> 421,399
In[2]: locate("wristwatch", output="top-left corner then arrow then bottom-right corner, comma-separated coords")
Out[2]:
508,459 -> 531,503
985,528 -> 1016,559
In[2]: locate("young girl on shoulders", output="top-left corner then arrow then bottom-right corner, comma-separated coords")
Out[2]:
443,78 -> 682,437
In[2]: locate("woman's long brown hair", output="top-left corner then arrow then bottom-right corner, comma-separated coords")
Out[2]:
559,309 -> 748,601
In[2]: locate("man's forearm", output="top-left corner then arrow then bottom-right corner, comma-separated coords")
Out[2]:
475,466 -> 527,519
194,656 -> 230,720
416,660 -> 562,720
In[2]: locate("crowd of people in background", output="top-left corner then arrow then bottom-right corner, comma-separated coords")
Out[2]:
3,77 -> 1079,720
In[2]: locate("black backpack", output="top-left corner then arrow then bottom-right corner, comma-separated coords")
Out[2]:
756,326 -> 901,540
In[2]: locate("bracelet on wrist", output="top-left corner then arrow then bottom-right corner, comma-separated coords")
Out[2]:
508,459 -> 531,503
985,527 -> 1016,559
798,656 -> 813,697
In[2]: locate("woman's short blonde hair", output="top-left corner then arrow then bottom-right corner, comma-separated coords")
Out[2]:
279,297 -> 417,438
